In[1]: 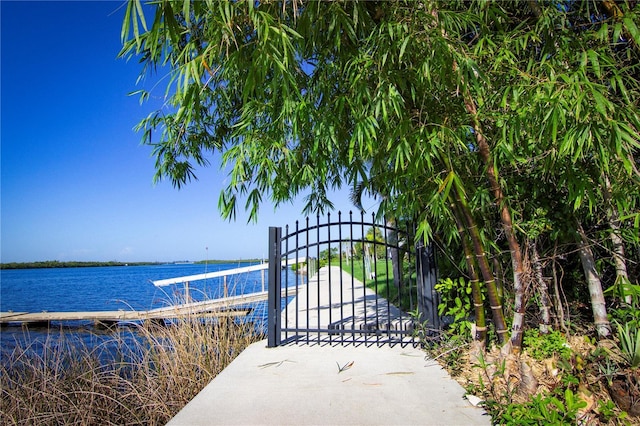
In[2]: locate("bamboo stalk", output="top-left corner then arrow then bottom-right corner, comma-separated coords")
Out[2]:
452,175 -> 508,344
451,200 -> 487,344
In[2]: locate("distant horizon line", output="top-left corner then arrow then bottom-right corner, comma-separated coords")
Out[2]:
0,259 -> 266,270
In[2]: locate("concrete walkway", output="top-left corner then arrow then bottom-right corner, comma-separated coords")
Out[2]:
281,266 -> 413,344
168,267 -> 490,425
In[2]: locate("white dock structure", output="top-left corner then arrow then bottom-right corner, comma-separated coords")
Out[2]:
152,262 -> 272,287
151,257 -> 307,299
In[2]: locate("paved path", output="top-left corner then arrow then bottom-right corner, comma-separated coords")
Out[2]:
168,267 -> 491,425
281,266 -> 413,344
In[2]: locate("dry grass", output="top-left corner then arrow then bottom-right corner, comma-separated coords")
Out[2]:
1,316 -> 260,425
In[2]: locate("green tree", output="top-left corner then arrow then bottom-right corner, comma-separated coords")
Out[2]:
121,0 -> 640,352
465,0 -> 640,341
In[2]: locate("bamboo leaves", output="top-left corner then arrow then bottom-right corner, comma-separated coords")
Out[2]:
622,16 -> 640,47
121,0 -> 148,45
122,1 -> 639,347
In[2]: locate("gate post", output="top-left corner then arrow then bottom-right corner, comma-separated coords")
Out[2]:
416,241 -> 440,332
267,227 -> 282,347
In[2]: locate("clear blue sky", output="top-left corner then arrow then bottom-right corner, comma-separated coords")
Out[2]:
1,1 -> 374,263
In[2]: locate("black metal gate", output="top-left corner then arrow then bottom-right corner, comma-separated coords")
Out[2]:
267,212 -> 440,347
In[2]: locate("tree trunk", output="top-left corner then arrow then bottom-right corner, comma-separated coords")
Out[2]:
453,177 -> 508,344
492,256 -> 505,302
577,222 -> 612,339
434,5 -> 517,348
464,96 -> 527,353
529,239 -> 552,334
603,174 -> 632,304
551,240 -> 570,334
451,200 -> 487,345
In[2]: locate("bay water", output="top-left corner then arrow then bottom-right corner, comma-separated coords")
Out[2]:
0,263 -> 292,360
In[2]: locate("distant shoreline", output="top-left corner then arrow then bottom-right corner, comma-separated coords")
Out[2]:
0,259 -> 264,270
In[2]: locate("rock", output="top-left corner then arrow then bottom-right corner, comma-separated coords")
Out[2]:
466,394 -> 483,407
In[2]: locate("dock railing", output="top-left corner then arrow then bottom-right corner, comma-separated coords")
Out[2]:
152,258 -> 310,303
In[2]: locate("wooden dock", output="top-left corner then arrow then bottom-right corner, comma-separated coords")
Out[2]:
0,287 -> 298,327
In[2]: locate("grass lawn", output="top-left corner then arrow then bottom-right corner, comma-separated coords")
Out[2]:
333,258 -> 415,311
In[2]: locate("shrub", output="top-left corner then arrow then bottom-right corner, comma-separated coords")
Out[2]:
495,389 -> 586,426
615,320 -> 640,369
522,329 -> 572,361
435,277 -> 475,341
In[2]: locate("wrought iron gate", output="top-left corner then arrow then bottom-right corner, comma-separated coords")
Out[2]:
267,212 -> 440,346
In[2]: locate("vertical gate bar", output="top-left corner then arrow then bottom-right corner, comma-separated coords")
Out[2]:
432,246 -> 440,331
284,224 -> 290,343
267,226 -> 282,348
316,213 -> 321,344
412,222 -> 417,313
409,221 -> 416,314
306,217 -> 310,344
371,213 -> 380,343
327,212 -> 332,344
417,241 -> 440,333
390,217 -> 403,335
295,221 -> 300,343
338,211 -> 344,345
411,222 -> 419,341
383,216 -> 392,340
398,225 -> 406,336
349,211 -> 356,341
360,211 -> 368,344
416,240 -> 424,331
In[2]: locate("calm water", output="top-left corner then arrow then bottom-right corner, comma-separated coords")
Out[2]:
1,263 -> 268,313
0,263 -> 291,357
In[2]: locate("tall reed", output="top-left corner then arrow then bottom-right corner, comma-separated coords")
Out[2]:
1,316 -> 260,425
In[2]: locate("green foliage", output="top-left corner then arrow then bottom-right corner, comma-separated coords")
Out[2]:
289,262 -> 304,272
494,389 -> 587,426
607,282 -> 640,327
473,351 -> 517,405
608,281 -> 640,368
408,307 -> 432,345
121,0 -> 640,348
349,227 -> 388,261
422,336 -> 469,377
615,321 -> 640,369
341,258 -> 393,285
435,277 -> 475,340
598,357 -> 619,387
340,258 -> 418,312
597,399 -> 621,424
120,0 -> 637,223
522,329 -> 572,361
318,247 -> 339,268
0,261 -> 158,269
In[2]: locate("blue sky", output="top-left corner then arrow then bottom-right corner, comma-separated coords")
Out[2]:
1,1 -> 373,263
